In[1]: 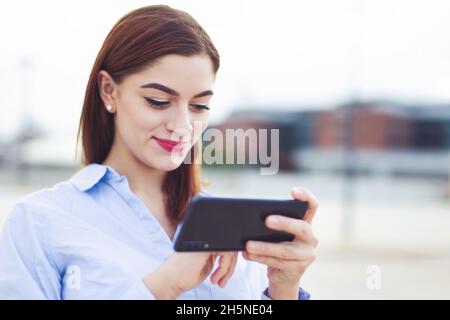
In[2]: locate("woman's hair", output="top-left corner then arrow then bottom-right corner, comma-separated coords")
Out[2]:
77,5 -> 219,223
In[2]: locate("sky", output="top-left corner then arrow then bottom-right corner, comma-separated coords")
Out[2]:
1,0 -> 450,144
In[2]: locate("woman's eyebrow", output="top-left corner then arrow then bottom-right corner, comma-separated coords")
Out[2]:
140,82 -> 213,98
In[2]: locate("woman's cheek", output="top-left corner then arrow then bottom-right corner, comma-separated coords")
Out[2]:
191,113 -> 209,141
133,107 -> 164,134
117,107 -> 157,147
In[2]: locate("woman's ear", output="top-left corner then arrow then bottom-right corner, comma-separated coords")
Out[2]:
97,70 -> 118,112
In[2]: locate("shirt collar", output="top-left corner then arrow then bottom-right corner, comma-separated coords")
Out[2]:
70,163 -> 121,192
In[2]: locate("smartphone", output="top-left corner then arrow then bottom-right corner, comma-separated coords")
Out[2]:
173,195 -> 309,252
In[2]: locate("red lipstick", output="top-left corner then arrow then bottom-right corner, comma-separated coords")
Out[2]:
153,137 -> 186,152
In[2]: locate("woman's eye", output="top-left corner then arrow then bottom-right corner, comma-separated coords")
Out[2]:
145,97 -> 209,112
190,104 -> 210,112
145,97 -> 170,108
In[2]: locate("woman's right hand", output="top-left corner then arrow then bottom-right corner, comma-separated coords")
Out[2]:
143,251 -> 238,299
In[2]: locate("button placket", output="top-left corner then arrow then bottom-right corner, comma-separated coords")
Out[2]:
106,171 -> 175,251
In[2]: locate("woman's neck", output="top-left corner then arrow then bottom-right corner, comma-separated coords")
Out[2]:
102,138 -> 167,199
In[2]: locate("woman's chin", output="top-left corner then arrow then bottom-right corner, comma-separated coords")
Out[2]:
150,158 -> 185,172
141,141 -> 195,171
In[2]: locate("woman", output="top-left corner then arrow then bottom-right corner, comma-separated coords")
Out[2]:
0,5 -> 318,300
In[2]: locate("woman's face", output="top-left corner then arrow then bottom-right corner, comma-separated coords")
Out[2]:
100,54 -> 215,171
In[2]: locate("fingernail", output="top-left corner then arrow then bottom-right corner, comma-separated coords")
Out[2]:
268,216 -> 279,225
292,187 -> 303,195
247,241 -> 260,250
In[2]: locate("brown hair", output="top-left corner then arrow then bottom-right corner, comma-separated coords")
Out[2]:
77,5 -> 219,223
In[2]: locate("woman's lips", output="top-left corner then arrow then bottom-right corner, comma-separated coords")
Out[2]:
153,137 -> 186,152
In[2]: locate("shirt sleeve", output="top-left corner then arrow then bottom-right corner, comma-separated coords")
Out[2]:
0,203 -> 62,299
261,287 -> 311,300
0,203 -> 160,300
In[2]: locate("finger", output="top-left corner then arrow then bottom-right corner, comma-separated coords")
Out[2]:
210,253 -> 234,285
218,253 -> 238,288
243,252 -> 293,270
213,253 -> 235,286
265,215 -> 317,245
244,251 -> 315,271
246,240 -> 306,261
198,253 -> 216,278
291,187 -> 319,224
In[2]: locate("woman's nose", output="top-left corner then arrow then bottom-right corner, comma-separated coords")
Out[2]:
167,107 -> 193,140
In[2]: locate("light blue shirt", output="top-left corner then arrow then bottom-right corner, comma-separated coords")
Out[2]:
0,163 -> 309,300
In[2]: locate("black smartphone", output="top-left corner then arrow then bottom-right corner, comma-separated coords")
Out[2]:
173,195 -> 309,252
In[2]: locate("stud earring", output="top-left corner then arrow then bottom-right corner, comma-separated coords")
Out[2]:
106,105 -> 113,113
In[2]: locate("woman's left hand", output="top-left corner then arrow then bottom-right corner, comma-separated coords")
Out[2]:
242,186 -> 319,299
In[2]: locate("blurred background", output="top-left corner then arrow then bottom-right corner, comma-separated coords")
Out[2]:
0,0 -> 449,299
